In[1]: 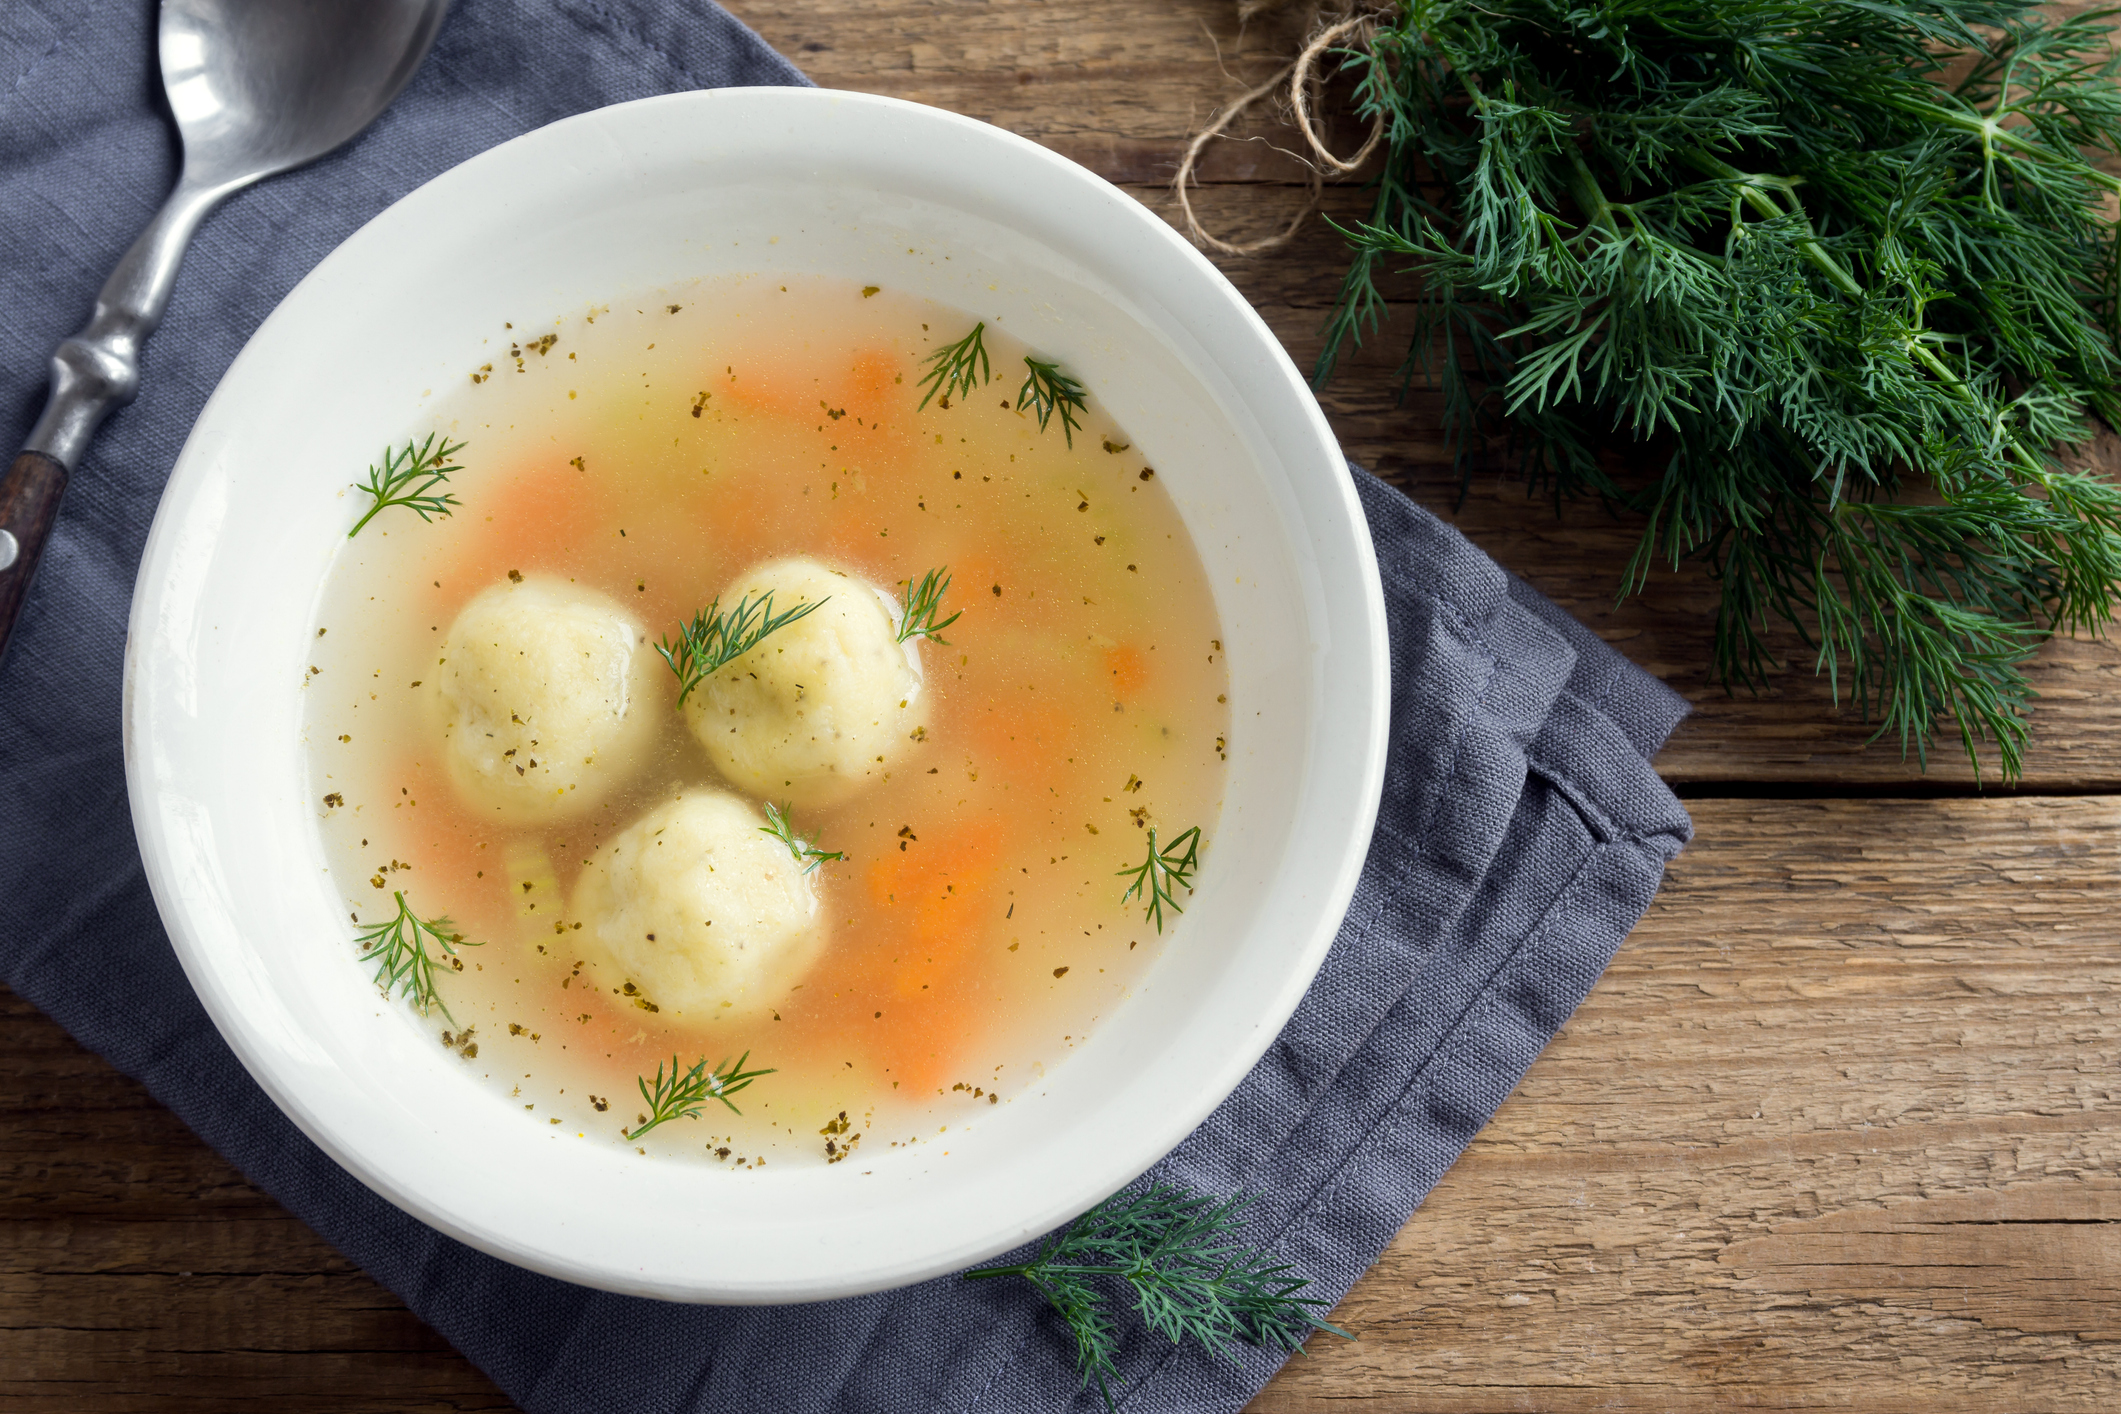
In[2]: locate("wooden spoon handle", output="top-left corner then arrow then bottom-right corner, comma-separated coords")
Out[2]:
0,449 -> 70,658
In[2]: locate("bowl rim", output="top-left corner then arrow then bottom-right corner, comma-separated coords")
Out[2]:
123,84 -> 1391,1302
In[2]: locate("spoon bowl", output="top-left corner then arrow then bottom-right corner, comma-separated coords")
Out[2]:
163,0 -> 449,188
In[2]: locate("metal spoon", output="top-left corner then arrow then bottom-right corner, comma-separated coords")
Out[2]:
0,0 -> 451,659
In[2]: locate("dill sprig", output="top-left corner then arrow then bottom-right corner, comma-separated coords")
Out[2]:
623,1052 -> 774,1141
657,591 -> 826,707
896,565 -> 963,644
759,801 -> 844,874
347,434 -> 466,538
1314,0 -> 2121,780
918,322 -> 1094,443
918,321 -> 992,410
1118,825 -> 1201,933
1017,357 -> 1088,447
965,1182 -> 1349,1409
353,890 -> 480,1024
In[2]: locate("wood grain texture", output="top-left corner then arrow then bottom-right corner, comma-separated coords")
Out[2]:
0,984 -> 512,1412
6,801 -> 2119,1409
1256,796 -> 2121,1411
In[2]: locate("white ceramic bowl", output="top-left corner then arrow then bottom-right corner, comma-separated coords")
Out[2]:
124,88 -> 1389,1303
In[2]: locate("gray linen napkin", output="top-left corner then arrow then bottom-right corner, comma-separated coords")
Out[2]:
0,2 -> 1692,1410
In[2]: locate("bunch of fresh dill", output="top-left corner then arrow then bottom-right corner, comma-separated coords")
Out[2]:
967,1182 -> 1347,1408
1317,1 -> 2121,777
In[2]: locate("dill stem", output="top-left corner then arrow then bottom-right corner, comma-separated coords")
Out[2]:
345,502 -> 387,539
1563,147 -> 1623,238
1688,151 -> 2050,481
1898,340 -> 2047,479
1883,95 -> 2121,193
1686,150 -> 1862,296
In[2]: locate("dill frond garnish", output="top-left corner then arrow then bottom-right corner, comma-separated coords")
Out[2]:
347,434 -> 466,538
624,1052 -> 773,1140
964,1181 -> 1349,1409
353,890 -> 481,1023
1118,825 -> 1201,933
1309,0 -> 2121,780
657,591 -> 826,707
918,321 -> 991,410
896,566 -> 962,644
759,801 -> 844,874
1017,357 -> 1088,447
918,322 -> 1093,443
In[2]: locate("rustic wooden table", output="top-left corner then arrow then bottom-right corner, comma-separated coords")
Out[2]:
7,3 -> 2119,1409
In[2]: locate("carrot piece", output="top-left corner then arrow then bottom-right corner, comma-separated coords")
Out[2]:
966,699 -> 1077,797
415,454 -> 610,622
720,343 -> 907,428
1102,644 -> 1148,698
846,347 -> 901,409
380,751 -> 506,930
849,826 -> 1005,1090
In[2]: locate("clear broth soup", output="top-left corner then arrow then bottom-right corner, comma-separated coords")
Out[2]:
305,275 -> 1229,1168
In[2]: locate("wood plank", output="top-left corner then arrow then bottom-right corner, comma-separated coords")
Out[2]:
727,0 -> 2121,790
741,0 -> 1322,146
6,799 -> 2118,1407
1254,795 -> 2121,1411
0,991 -> 512,1413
